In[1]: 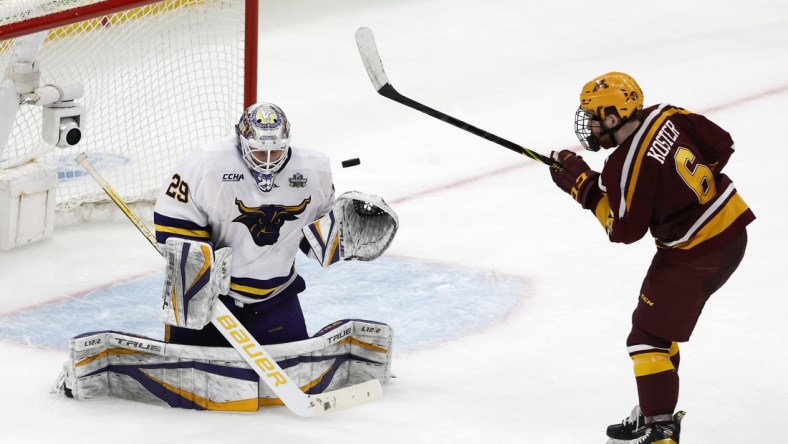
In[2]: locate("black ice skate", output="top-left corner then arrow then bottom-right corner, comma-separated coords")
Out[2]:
606,409 -> 684,444
631,411 -> 684,443
606,405 -> 646,442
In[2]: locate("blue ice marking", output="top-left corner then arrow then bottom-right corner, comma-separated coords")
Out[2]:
0,256 -> 525,351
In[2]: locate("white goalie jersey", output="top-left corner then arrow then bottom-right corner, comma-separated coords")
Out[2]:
153,135 -> 335,305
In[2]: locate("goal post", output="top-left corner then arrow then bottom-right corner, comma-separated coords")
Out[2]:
0,0 -> 258,230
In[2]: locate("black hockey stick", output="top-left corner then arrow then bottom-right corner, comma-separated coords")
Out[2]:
355,27 -> 561,169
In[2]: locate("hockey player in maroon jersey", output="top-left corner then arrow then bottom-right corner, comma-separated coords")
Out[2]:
549,72 -> 755,444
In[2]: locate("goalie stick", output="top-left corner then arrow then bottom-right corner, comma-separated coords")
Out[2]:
74,152 -> 383,417
354,27 -> 561,169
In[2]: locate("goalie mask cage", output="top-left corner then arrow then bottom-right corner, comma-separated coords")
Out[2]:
0,0 -> 257,222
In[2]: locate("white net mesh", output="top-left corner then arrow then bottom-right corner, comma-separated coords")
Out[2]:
0,0 -> 104,26
0,0 -> 249,223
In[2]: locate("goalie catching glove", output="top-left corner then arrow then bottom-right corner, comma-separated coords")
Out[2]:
161,238 -> 232,329
302,191 -> 398,266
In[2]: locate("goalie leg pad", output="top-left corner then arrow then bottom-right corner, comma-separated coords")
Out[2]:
265,319 -> 394,397
161,238 -> 232,329
55,321 -> 393,411
57,331 -> 260,411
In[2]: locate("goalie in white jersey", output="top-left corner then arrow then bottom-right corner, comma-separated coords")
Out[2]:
54,102 -> 398,411
154,102 -> 397,346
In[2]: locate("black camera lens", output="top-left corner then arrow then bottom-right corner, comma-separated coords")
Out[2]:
65,127 -> 81,145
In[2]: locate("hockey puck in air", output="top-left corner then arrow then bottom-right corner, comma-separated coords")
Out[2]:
342,158 -> 361,168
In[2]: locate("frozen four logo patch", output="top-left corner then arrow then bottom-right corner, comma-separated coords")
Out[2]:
289,172 -> 307,188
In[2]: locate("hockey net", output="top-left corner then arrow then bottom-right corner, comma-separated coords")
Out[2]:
0,0 -> 256,224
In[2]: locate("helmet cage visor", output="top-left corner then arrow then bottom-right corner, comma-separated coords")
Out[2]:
239,134 -> 289,173
574,107 -> 601,152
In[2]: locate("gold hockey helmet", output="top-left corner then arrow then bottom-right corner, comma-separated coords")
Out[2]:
579,72 -> 643,119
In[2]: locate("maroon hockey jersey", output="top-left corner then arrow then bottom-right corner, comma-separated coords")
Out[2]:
586,103 -> 755,258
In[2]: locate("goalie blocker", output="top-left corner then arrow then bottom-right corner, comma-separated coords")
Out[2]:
53,319 -> 393,411
301,191 -> 398,266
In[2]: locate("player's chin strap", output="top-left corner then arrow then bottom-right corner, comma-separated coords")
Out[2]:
302,191 -> 399,266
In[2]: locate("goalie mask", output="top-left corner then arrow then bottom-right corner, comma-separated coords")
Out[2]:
574,72 -> 643,151
236,102 -> 291,192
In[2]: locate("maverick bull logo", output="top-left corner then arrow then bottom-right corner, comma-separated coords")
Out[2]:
233,197 -> 311,246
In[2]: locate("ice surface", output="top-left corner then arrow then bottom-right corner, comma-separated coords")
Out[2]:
1,0 -> 787,442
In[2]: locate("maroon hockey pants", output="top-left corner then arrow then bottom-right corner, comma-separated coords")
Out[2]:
627,229 -> 748,420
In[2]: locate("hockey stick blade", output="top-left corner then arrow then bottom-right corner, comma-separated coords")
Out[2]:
355,27 -> 389,91
354,27 -> 560,168
76,153 -> 384,417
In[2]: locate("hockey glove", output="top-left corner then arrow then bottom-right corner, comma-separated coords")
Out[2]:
549,150 -> 600,209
